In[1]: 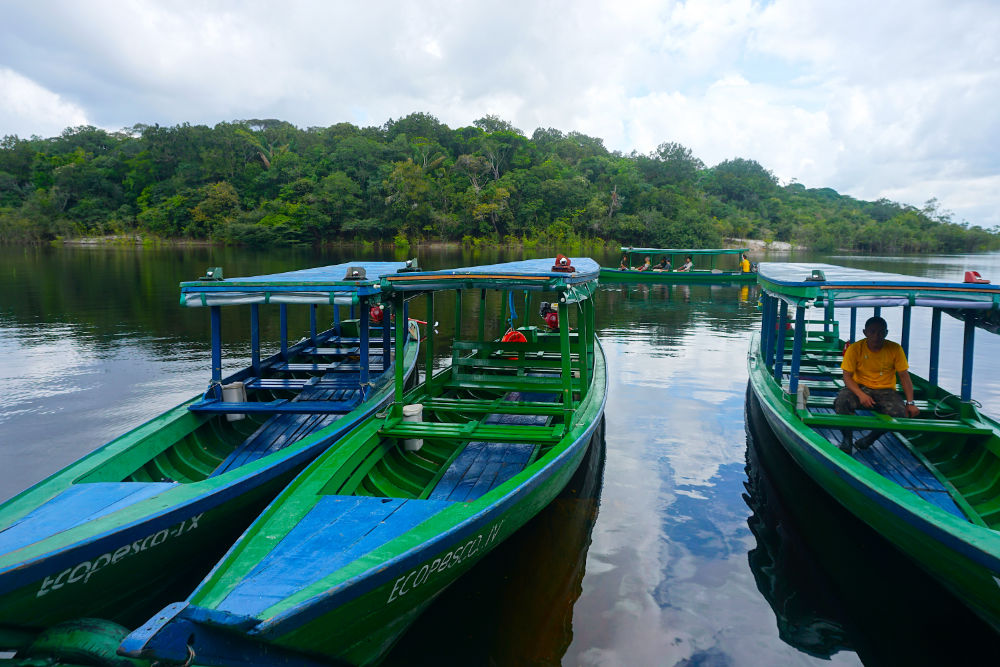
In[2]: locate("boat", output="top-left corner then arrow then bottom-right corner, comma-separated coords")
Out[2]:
748,262 -> 1000,634
120,256 -> 607,666
600,247 -> 756,283
0,261 -> 420,656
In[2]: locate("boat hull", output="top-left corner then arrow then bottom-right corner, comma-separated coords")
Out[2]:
124,339 -> 608,667
0,340 -> 420,649
747,333 -> 1000,633
271,417 -> 605,665
599,267 -> 756,283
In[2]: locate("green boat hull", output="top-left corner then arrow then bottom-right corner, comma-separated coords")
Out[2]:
748,332 -> 1000,632
275,418 -> 605,664
0,336 -> 420,650
599,267 -> 756,283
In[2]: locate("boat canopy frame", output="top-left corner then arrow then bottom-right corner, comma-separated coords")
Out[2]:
181,261 -> 415,410
757,262 -> 1000,403
380,258 -> 600,428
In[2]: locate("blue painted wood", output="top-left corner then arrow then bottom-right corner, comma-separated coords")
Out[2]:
774,301 -> 788,381
251,304 -> 260,374
962,317 -> 975,401
930,308 -> 942,385
0,483 -> 176,553
210,385 -> 362,476
217,496 -> 452,617
789,307 -> 806,396
810,407 -> 966,519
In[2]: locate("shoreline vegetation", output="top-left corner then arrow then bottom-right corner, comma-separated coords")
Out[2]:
2,113 -> 996,253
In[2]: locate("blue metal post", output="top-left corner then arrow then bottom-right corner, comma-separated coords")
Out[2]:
359,296 -> 370,397
403,302 -> 410,341
760,292 -> 771,363
929,308 -> 941,385
280,304 -> 288,358
761,295 -> 773,368
961,317 -> 975,401
874,306 -> 882,318
901,306 -> 911,357
250,304 -> 260,375
849,308 -> 857,343
310,304 -> 317,345
210,306 -> 222,398
824,298 -> 832,333
789,306 -> 806,398
774,300 -> 788,382
333,303 -> 341,337
765,295 -> 777,368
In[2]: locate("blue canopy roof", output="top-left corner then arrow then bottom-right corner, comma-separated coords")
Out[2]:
758,262 -> 1000,309
180,261 -> 409,307
381,258 -> 600,302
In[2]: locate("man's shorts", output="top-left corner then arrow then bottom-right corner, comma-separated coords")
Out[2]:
833,386 -> 906,418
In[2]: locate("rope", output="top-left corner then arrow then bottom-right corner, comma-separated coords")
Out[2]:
508,291 -> 517,330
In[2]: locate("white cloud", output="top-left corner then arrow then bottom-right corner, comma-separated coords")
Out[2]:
0,67 -> 89,137
1,0 -> 999,226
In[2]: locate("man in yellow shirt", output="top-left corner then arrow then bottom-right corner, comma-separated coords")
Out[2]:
834,316 -> 919,453
740,253 -> 752,273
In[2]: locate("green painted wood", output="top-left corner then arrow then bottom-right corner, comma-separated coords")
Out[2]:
750,263 -> 1000,633
123,259 -> 607,667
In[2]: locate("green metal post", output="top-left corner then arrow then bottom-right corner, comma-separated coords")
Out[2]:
576,300 -> 590,395
501,289 -> 509,332
559,298 -> 573,417
478,289 -> 487,350
424,292 -> 435,392
454,290 -> 463,341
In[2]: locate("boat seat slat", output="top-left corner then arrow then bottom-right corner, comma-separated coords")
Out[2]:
427,390 -> 555,502
813,408 -> 969,520
216,496 -> 452,618
210,386 -> 362,476
0,483 -> 176,553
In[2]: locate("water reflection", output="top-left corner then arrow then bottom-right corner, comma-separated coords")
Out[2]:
3,246 -> 1000,663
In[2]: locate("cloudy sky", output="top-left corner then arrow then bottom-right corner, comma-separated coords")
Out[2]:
2,0 -> 999,227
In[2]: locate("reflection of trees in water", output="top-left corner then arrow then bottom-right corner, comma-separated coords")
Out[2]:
743,386 -> 996,665
385,418 -> 607,665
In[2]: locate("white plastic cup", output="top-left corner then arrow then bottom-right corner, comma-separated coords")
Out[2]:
222,381 -> 247,422
402,404 -> 423,451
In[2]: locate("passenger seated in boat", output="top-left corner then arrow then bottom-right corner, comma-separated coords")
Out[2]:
834,316 -> 919,453
653,257 -> 670,271
740,253 -> 751,273
677,256 -> 694,272
636,256 -> 652,272
619,255 -> 629,270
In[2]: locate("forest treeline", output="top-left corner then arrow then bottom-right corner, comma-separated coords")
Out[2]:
1,113 -> 996,252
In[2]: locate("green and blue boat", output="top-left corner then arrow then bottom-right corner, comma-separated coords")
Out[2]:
121,257 -> 607,666
600,247 -> 755,283
0,261 -> 420,655
749,262 -> 1000,632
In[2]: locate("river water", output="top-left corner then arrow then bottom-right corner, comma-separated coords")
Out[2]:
2,245 -> 999,665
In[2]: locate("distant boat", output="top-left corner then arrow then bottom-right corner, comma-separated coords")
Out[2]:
748,262 -> 1000,633
0,261 -> 420,656
601,247 -> 756,283
121,257 -> 608,667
